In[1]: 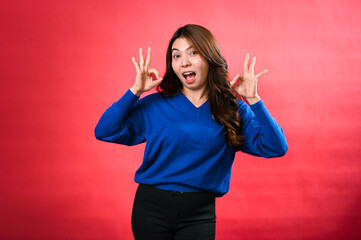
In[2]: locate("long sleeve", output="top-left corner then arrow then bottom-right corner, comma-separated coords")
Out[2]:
235,100 -> 288,158
94,89 -> 146,146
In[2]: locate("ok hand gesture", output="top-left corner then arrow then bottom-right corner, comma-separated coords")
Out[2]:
230,53 -> 268,105
130,47 -> 163,96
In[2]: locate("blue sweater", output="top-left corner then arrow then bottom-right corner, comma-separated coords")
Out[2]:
95,89 -> 288,196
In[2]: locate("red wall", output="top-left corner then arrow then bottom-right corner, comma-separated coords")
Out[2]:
1,0 -> 361,239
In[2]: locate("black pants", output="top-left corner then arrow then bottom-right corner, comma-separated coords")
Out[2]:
131,184 -> 216,240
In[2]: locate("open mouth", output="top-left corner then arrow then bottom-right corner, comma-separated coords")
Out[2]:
183,72 -> 196,83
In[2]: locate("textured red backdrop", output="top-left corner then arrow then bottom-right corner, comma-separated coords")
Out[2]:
1,0 -> 361,239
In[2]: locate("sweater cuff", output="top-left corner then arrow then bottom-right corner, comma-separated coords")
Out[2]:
114,89 -> 140,108
249,99 -> 264,110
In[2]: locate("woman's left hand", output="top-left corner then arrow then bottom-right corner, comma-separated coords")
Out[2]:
231,53 -> 268,105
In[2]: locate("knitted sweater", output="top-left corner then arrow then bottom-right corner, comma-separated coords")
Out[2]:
95,89 -> 288,196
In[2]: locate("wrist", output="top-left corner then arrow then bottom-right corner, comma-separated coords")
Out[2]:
130,86 -> 143,96
246,95 -> 261,105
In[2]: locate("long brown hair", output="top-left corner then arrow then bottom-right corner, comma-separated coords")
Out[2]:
157,24 -> 243,146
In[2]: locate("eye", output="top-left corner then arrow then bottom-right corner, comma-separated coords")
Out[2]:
191,51 -> 197,55
173,54 -> 180,59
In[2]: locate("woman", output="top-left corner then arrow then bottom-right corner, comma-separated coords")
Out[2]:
95,24 -> 288,240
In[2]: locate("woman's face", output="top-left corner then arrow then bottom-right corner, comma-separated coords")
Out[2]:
171,37 -> 209,94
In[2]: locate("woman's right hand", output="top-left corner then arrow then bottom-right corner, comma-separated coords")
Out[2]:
130,47 -> 163,96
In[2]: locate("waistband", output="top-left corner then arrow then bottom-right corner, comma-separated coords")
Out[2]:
138,184 -> 215,197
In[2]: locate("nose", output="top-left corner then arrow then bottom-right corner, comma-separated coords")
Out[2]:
181,56 -> 191,67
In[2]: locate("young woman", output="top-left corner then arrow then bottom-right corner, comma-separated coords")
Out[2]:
95,24 -> 288,240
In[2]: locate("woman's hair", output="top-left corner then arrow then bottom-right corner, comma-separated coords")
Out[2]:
157,24 -> 243,147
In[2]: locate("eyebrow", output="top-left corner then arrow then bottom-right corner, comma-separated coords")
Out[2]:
172,46 -> 194,52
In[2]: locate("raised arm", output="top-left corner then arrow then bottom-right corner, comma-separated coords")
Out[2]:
232,53 -> 287,157
94,47 -> 163,145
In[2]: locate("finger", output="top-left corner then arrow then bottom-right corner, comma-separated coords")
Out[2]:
132,57 -> 141,74
149,68 -> 163,87
255,69 -> 268,79
139,48 -> 144,71
250,56 -> 256,75
145,47 -> 151,71
243,53 -> 249,73
149,68 -> 161,80
231,74 -> 242,86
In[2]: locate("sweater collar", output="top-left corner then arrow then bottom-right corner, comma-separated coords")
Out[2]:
177,92 -> 210,112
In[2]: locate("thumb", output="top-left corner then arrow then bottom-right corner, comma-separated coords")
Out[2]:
152,78 -> 163,87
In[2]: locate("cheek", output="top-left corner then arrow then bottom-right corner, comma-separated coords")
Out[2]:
204,65 -> 209,76
172,63 -> 180,79
199,62 -> 209,77
171,62 -> 178,73
195,58 -> 208,73
172,63 -> 183,79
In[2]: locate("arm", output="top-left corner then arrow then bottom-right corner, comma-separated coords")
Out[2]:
94,89 -> 145,145
235,100 -> 288,157
94,47 -> 163,145
231,53 -> 287,157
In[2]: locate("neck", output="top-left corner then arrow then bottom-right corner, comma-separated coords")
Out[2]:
181,88 -> 208,107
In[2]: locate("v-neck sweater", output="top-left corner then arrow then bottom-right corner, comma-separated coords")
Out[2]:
95,89 -> 288,196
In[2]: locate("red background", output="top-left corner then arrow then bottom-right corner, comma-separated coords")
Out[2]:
1,0 -> 361,239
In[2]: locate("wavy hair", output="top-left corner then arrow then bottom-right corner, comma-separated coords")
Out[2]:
157,24 -> 243,146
